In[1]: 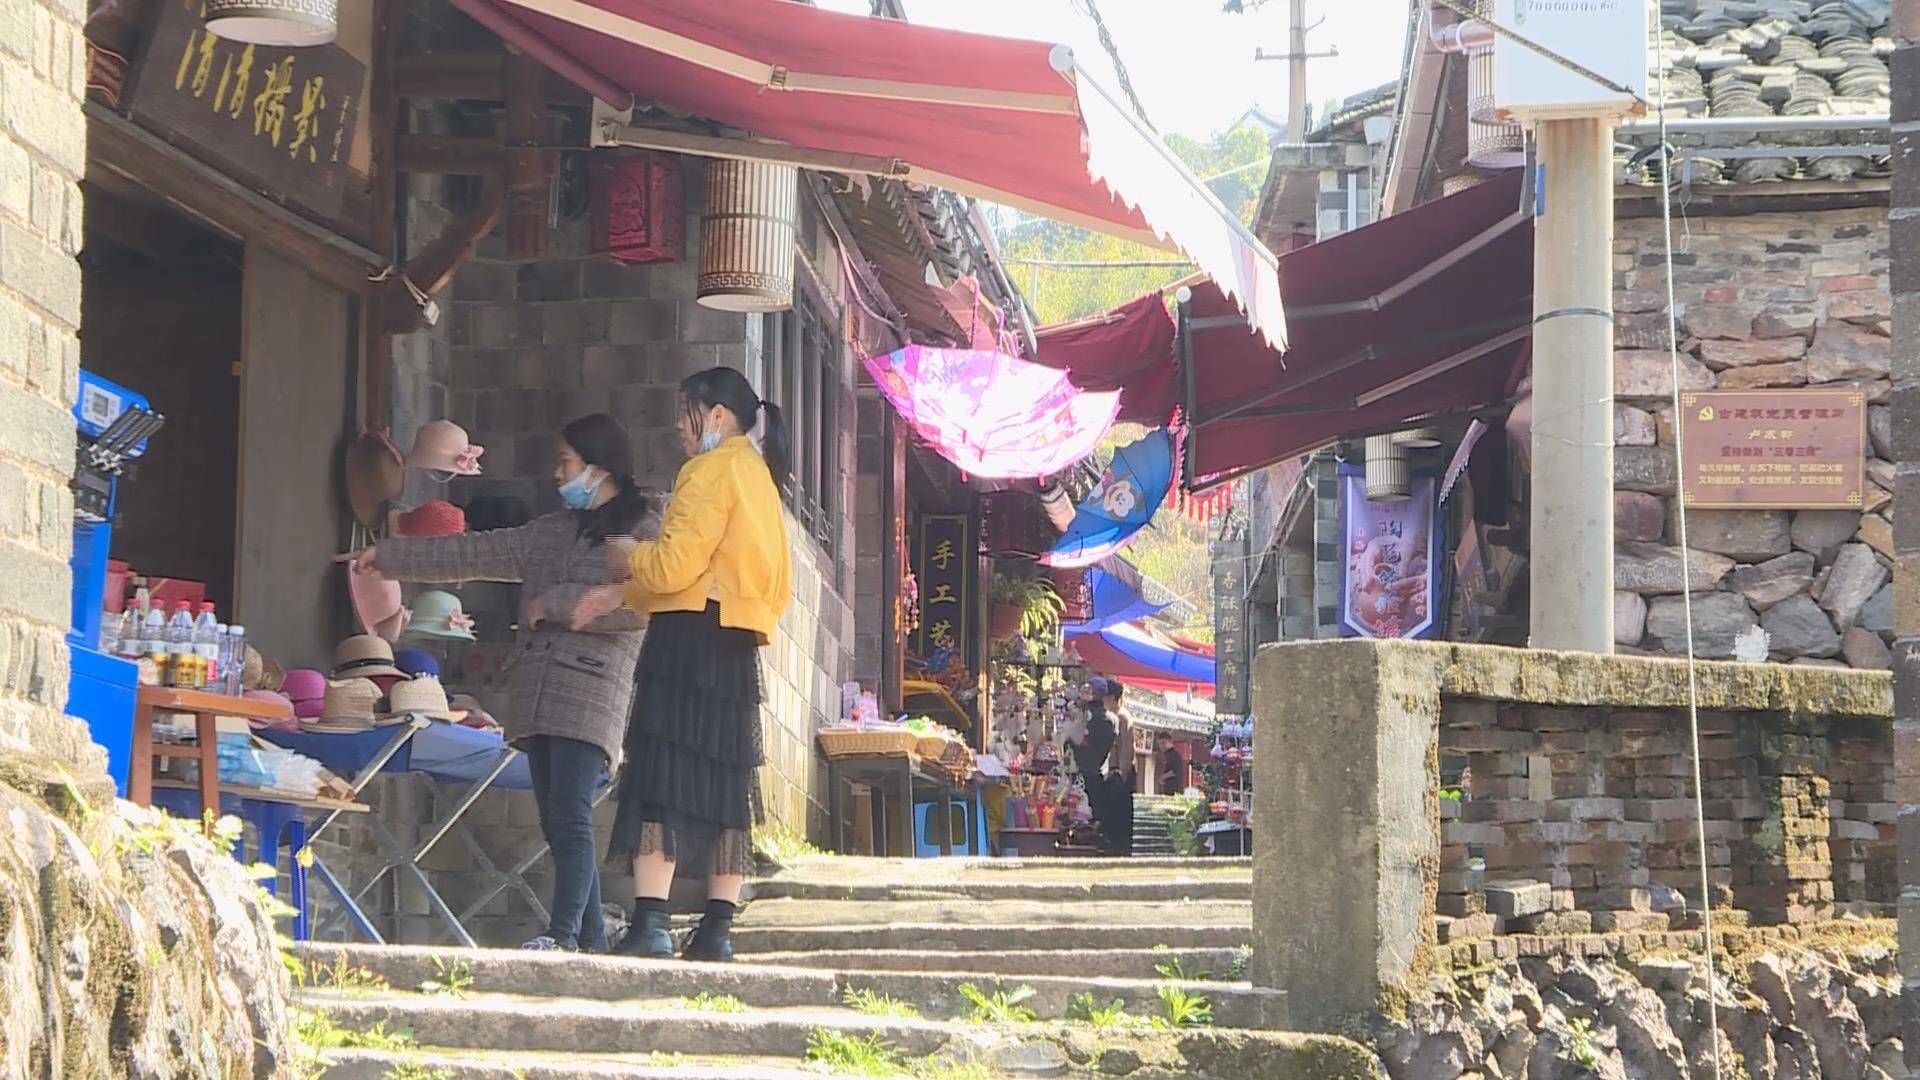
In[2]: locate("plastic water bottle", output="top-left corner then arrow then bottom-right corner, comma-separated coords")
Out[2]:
141,595 -> 166,664
166,602 -> 195,687
224,625 -> 246,696
193,604 -> 220,691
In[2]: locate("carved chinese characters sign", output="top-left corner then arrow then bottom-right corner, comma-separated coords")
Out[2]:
912,515 -> 972,669
1677,389 -> 1867,510
128,0 -> 364,223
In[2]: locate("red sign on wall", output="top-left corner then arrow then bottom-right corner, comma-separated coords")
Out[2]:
589,153 -> 685,265
1678,389 -> 1867,510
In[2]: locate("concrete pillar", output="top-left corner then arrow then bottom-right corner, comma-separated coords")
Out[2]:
1888,0 -> 1920,1068
1528,117 -> 1615,652
1250,639 -> 1438,1030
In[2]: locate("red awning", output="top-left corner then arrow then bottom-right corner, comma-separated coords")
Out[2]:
1182,170 -> 1533,483
1073,630 -> 1214,695
456,0 -> 1287,349
1033,293 -> 1179,425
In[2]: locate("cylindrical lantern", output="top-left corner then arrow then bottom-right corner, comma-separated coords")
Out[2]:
203,0 -> 337,46
1394,427 -> 1442,448
698,160 -> 797,312
1441,173 -> 1484,197
1465,0 -> 1524,170
1364,434 -> 1410,501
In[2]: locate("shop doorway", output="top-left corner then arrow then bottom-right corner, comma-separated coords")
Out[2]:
80,187 -> 243,611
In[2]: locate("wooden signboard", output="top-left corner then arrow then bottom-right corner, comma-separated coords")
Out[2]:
1211,528 -> 1250,716
1678,389 -> 1867,510
126,0 -> 365,225
912,515 -> 973,667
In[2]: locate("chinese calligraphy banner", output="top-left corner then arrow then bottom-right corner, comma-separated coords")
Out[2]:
127,0 -> 365,224
912,515 -> 973,667
1339,468 -> 1438,640
1678,389 -> 1867,510
1211,528 -> 1250,716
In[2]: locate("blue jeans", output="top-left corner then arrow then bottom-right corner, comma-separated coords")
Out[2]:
525,736 -> 606,951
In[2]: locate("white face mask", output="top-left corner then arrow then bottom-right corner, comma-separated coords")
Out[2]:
698,431 -> 724,454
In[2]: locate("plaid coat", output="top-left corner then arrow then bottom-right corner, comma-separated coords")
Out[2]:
378,505 -> 662,767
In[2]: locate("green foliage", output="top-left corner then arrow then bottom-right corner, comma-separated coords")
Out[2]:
1161,795 -> 1209,857
294,950 -> 390,995
1152,984 -> 1215,1029
843,987 -> 922,1019
957,983 -> 1038,1024
1153,956 -> 1213,981
805,1029 -> 901,1076
1065,992 -> 1136,1030
991,574 -> 1066,642
753,821 -> 826,865
1228,945 -> 1253,981
1565,1017 -> 1601,1069
383,1064 -> 454,1080
678,991 -> 748,1013
418,957 -> 474,998
292,1008 -> 413,1051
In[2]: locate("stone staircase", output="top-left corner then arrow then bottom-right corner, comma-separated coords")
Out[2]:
301,856 -> 1386,1078
1129,795 -> 1184,856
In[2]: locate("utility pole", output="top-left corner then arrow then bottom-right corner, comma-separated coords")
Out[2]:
1253,1 -> 1337,142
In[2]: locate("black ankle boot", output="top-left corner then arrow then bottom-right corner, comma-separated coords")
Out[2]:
682,900 -> 735,963
615,904 -> 673,959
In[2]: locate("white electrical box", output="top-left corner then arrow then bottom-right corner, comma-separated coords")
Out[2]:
1492,0 -> 1649,120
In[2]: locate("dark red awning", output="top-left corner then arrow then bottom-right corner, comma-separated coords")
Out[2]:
1033,293 -> 1179,425
1183,170 -> 1533,482
451,0 -> 1288,348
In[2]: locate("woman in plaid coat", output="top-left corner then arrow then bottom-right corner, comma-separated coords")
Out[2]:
341,414 -> 661,952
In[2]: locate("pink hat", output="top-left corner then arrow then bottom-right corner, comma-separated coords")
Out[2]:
243,689 -> 299,732
348,570 -> 411,642
397,499 -> 467,537
280,669 -> 328,719
406,420 -> 484,478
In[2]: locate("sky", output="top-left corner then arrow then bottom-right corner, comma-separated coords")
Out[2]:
812,0 -> 1414,139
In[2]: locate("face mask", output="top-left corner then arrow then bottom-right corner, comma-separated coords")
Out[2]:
698,431 -> 724,454
558,468 -> 604,511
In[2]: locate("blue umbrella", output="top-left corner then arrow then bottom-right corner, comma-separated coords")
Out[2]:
1042,428 -> 1174,568
1098,622 -> 1216,684
1063,568 -> 1170,636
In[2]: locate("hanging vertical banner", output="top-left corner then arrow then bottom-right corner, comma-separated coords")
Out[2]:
1338,469 -> 1438,640
912,515 -> 973,668
1211,526 -> 1251,715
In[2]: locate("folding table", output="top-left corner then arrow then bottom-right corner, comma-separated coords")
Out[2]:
260,718 -> 582,947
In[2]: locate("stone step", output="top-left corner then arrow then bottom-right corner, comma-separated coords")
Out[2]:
748,876 -> 1249,902
744,946 -> 1249,981
734,897 -> 1251,930
729,920 -> 1249,954
319,1047 -> 823,1080
765,854 -> 1249,882
295,942 -> 1282,1028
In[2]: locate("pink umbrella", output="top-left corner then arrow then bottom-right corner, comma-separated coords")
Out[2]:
862,345 -> 1121,480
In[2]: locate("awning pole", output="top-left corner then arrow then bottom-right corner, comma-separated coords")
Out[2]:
1177,288 -> 1199,487
1281,209 -> 1529,320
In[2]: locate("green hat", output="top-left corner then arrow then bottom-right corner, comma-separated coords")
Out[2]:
403,590 -> 476,642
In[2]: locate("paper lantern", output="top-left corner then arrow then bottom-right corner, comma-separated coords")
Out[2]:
203,0 -> 337,47
590,153 -> 686,266
698,160 -> 796,312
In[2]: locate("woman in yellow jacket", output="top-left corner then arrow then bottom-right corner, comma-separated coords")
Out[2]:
578,366 -> 793,963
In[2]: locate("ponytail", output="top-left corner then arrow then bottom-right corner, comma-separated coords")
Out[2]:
757,400 -> 791,488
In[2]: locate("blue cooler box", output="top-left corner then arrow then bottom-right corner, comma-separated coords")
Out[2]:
69,645 -> 138,796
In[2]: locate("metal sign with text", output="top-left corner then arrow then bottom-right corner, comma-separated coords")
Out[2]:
127,0 -> 364,223
912,515 -> 973,669
1211,528 -> 1250,716
1678,389 -> 1867,510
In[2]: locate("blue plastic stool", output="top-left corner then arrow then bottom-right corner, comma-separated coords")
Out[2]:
912,798 -> 988,858
151,789 -> 311,940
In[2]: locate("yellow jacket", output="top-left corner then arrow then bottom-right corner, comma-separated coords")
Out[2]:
624,436 -> 792,645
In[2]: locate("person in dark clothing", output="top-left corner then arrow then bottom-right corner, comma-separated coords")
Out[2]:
1156,731 -> 1187,795
1096,680 -> 1135,854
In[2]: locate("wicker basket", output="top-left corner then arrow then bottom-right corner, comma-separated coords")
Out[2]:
916,735 -> 955,761
818,728 -> 918,759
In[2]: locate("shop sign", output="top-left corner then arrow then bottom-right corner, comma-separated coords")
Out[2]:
127,0 -> 365,222
1338,468 -> 1438,640
1211,528 -> 1250,716
1678,389 -> 1868,510
1493,0 -> 1647,119
912,515 -> 972,668
590,153 -> 686,265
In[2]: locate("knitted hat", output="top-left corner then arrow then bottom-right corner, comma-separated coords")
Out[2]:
396,499 -> 467,538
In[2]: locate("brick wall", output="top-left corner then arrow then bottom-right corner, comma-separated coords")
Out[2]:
1611,208 -> 1894,669
1438,699 -> 1892,938
0,0 -> 91,772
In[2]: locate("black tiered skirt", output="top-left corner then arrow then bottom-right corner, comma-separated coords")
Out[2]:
606,602 -> 764,871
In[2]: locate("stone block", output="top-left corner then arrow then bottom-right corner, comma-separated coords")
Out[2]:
1795,510 -> 1865,561
1763,594 -> 1844,659
1616,590 -> 1647,646
1617,350 -> 1714,399
1484,879 -> 1552,918
1591,910 -> 1672,933
1435,912 -> 1500,943
1681,302 -> 1758,340
1700,338 -> 1807,370
1844,626 -> 1895,671
1754,308 -> 1818,341
1616,542 -> 1735,595
1436,890 -> 1486,917
1615,491 -> 1666,542
1719,361 -> 1810,389
1682,509 -> 1792,561
1615,404 -> 1657,447
1644,592 -> 1760,659
1616,446 -> 1679,495
1823,543 -> 1891,632
1809,323 -> 1891,383
1728,551 -> 1818,610
1507,910 -> 1593,935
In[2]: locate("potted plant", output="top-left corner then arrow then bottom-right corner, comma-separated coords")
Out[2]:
990,573 -> 1065,642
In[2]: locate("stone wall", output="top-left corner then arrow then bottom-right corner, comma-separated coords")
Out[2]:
1611,207 -> 1894,669
0,0 -> 86,768
1250,638 -> 1892,1031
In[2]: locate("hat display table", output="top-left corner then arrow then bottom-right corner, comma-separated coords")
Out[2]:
260,718 -> 606,947
128,685 -> 295,820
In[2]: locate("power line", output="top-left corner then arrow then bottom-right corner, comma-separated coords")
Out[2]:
1075,0 -> 1156,131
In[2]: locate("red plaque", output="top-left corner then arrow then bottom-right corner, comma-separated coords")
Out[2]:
589,153 -> 685,265
1677,389 -> 1867,510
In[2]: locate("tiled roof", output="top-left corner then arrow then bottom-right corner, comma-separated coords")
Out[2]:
1635,0 -> 1892,184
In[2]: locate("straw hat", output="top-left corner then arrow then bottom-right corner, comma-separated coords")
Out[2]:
345,429 -> 406,528
349,570 -> 410,642
332,634 -> 408,680
383,676 -> 468,724
396,499 -> 467,538
280,668 -> 328,719
402,591 -> 477,642
406,420 -> 484,478
310,677 -> 382,730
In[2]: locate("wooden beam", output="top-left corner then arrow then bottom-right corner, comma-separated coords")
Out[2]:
375,177 -> 504,335
394,53 -> 587,105
364,0 -> 400,431
84,186 -> 224,261
86,104 -> 384,294
504,53 -> 551,260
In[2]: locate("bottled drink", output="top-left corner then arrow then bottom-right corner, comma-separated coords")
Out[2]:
193,604 -> 220,691
214,622 -> 231,696
98,607 -> 119,656
224,625 -> 246,696
166,602 -> 195,688
142,595 -> 167,670
119,588 -> 149,659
